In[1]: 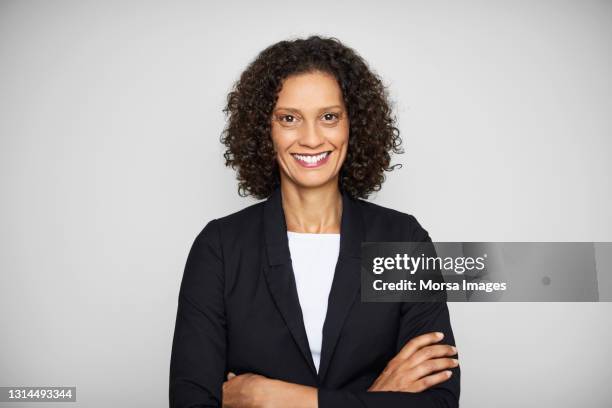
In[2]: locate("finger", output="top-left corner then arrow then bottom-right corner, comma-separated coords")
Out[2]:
413,358 -> 459,380
406,344 -> 457,369
413,370 -> 453,392
227,372 -> 236,380
395,332 -> 445,360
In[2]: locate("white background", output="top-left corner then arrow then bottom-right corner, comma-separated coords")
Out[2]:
1,0 -> 611,406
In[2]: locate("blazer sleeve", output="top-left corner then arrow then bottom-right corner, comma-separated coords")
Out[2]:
318,215 -> 460,408
169,219 -> 227,408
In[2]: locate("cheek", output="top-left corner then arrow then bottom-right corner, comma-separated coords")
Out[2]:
270,131 -> 284,153
325,124 -> 349,145
337,129 -> 350,160
271,127 -> 296,153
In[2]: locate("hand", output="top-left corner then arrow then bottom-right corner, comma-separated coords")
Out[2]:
222,372 -> 271,408
368,331 -> 458,393
222,372 -> 317,408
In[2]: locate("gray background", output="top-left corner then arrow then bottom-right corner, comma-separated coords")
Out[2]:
1,0 -> 611,407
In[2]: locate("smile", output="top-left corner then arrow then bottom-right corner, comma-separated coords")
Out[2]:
291,151 -> 332,168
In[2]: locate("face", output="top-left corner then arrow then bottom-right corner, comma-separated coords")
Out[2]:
270,70 -> 350,191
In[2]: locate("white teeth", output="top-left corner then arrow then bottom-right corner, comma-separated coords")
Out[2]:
293,151 -> 329,164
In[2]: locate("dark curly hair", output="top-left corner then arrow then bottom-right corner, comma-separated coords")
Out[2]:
220,35 -> 403,200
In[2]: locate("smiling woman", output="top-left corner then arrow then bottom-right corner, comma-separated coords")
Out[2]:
271,72 -> 349,203
169,35 -> 460,408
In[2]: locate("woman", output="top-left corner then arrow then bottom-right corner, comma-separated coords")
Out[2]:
169,35 -> 460,408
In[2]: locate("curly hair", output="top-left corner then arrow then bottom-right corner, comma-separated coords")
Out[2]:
220,35 -> 403,200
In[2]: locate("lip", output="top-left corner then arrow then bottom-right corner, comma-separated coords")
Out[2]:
291,151 -> 332,168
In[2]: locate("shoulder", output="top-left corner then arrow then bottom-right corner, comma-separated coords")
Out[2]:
216,199 -> 265,229
197,199 -> 265,244
354,197 -> 432,242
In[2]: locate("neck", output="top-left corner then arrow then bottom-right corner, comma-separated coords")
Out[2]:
280,178 -> 343,234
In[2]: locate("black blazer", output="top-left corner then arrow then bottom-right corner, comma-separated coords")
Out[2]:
169,186 -> 460,407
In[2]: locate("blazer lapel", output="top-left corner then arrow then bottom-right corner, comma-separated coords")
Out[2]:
261,185 -> 365,384
317,188 -> 364,383
262,187 -> 318,378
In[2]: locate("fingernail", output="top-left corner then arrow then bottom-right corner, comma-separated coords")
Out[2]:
452,359 -> 459,365
436,332 -> 444,339
451,346 -> 457,354
445,370 -> 453,377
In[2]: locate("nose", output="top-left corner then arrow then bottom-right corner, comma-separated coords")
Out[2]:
297,120 -> 325,149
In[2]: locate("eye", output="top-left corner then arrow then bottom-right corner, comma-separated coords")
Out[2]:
277,114 -> 297,123
322,112 -> 340,122
275,114 -> 302,128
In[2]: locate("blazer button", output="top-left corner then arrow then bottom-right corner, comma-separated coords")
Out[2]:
541,276 -> 551,285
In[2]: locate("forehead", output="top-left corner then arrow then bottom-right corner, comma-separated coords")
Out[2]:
275,71 -> 344,108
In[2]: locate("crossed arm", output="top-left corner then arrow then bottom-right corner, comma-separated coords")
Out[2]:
222,331 -> 459,408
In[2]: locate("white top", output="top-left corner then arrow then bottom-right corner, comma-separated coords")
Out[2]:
287,231 -> 340,373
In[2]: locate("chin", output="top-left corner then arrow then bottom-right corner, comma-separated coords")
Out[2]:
280,160 -> 342,189
291,175 -> 338,189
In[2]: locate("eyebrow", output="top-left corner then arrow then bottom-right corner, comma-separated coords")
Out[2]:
274,105 -> 344,113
